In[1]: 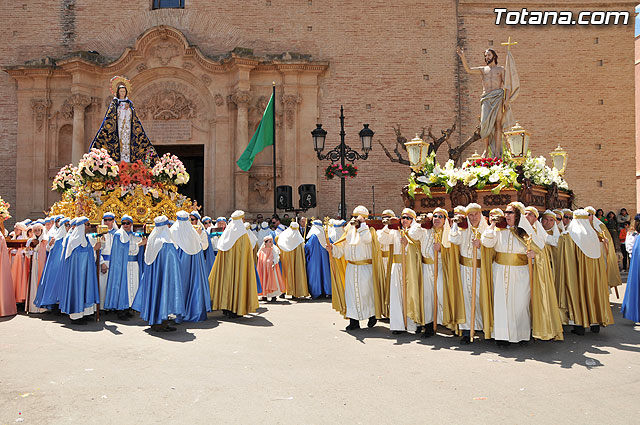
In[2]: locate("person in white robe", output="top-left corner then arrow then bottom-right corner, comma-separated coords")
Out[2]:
378,208 -> 422,334
481,202 -> 536,346
98,212 -> 118,310
327,206 -> 377,330
449,203 -> 488,343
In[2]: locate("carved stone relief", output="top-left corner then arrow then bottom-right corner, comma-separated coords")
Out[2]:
281,94 -> 301,128
31,99 -> 51,131
151,41 -> 180,65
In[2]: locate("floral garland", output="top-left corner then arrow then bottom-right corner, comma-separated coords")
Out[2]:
77,148 -> 119,182
407,151 -> 569,198
52,164 -> 81,194
325,163 -> 358,180
152,153 -> 190,185
0,197 -> 10,221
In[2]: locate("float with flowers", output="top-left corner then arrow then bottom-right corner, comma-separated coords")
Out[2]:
401,126 -> 573,212
49,148 -> 195,224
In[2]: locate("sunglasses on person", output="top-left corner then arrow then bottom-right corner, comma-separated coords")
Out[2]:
104,218 -> 114,222
190,218 -> 198,222
563,215 -> 571,219
401,216 -> 413,220
433,214 -> 446,219
122,221 -> 132,226
556,217 -> 562,221
504,211 -> 515,215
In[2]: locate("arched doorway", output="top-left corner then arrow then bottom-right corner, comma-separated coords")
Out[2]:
155,144 -> 205,211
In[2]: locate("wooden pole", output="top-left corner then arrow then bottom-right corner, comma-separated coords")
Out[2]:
469,228 -> 479,342
433,231 -> 440,333
401,229 -> 407,330
526,236 -> 533,312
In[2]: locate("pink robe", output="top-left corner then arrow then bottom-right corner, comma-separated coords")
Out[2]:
0,234 -> 17,316
10,238 -> 29,303
257,247 -> 285,298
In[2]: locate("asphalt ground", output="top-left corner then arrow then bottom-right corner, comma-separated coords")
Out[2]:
1,279 -> 638,424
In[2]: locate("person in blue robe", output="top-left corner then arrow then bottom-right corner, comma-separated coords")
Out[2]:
622,216 -> 640,322
191,211 -> 216,274
170,211 -> 211,323
34,217 -> 70,309
132,216 -> 185,332
58,217 -> 100,325
304,220 -> 332,298
104,215 -> 145,320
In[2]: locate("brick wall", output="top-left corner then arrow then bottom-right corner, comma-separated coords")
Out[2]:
1,0 -> 635,221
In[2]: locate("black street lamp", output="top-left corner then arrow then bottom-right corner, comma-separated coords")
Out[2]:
312,105 -> 374,220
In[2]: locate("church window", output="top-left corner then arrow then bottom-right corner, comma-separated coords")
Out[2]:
152,0 -> 185,10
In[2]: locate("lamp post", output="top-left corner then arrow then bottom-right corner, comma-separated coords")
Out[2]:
311,105 -> 374,220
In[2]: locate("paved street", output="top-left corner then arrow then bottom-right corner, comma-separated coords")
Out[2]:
1,284 -> 638,425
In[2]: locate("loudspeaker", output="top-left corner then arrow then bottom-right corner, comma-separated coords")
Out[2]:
276,185 -> 293,210
298,184 -> 317,209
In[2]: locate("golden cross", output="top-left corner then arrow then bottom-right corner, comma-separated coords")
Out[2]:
501,36 -> 518,51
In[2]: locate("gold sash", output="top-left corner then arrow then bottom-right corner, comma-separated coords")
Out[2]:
381,250 -> 390,258
460,255 -> 481,268
495,252 -> 528,267
421,256 -> 434,265
392,254 -> 403,264
347,259 -> 373,266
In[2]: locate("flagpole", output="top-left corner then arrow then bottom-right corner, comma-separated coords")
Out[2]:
272,82 -> 276,216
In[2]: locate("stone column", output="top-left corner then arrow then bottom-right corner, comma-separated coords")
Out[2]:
231,89 -> 252,212
70,94 -> 91,164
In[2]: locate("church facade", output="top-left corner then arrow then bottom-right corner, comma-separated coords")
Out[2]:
1,1 -> 636,222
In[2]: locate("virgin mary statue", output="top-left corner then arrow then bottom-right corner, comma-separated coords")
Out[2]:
90,76 -> 157,163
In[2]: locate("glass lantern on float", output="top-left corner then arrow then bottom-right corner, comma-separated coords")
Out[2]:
467,150 -> 482,162
404,134 -> 430,172
550,144 -> 568,176
504,122 -> 530,164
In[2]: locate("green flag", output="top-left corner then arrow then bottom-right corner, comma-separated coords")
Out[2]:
236,94 -> 274,171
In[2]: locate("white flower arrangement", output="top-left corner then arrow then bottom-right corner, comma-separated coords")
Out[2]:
77,148 -> 118,182
52,164 -> 81,193
408,152 -> 569,198
151,153 -> 190,186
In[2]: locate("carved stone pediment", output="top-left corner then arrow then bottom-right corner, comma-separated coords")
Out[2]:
136,81 -> 202,121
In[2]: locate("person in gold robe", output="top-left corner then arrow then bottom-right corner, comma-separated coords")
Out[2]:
524,207 -> 564,341
277,221 -> 310,299
585,206 -> 622,290
208,210 -> 259,318
557,209 -> 614,335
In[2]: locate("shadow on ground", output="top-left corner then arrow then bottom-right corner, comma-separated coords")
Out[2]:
343,301 -> 640,369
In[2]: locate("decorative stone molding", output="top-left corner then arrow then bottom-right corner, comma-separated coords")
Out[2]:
31,98 -> 51,131
137,89 -> 196,120
231,89 -> 252,107
201,74 -> 212,85
214,93 -> 224,107
137,63 -> 148,72
281,94 -> 301,128
182,62 -> 194,70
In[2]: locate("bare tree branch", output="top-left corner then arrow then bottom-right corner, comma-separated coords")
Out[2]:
448,125 -> 481,166
378,140 -> 410,166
